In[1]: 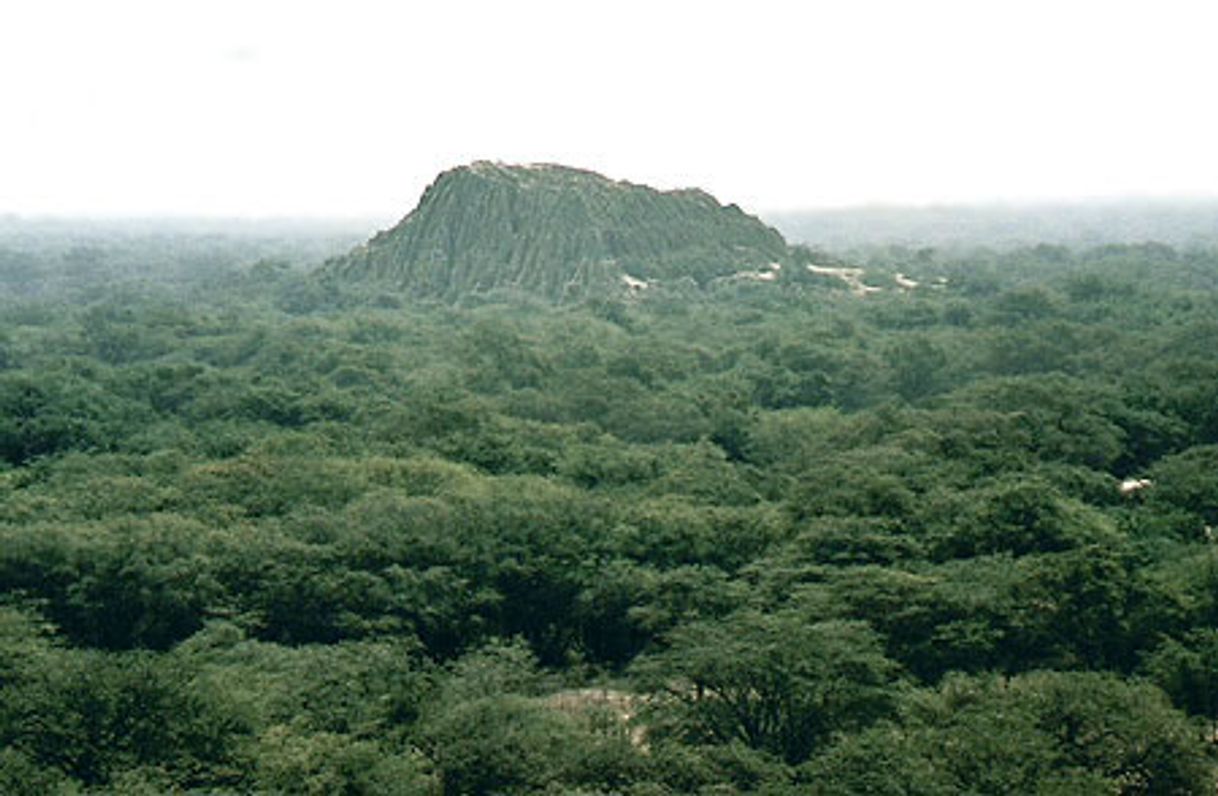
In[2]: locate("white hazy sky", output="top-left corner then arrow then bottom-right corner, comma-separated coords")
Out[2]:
3,0 -> 1217,217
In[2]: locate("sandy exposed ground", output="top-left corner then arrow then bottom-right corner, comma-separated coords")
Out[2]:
806,263 -> 881,296
544,688 -> 648,748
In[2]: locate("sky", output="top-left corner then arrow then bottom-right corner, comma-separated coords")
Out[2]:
3,0 -> 1217,218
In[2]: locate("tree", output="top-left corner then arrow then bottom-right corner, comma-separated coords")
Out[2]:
635,612 -> 899,764
805,671 -> 1212,795
0,650 -> 245,788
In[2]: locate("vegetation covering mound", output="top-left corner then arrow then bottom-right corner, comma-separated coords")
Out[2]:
325,161 -> 791,299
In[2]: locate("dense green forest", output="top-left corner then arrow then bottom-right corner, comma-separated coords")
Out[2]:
4,226 -> 1218,793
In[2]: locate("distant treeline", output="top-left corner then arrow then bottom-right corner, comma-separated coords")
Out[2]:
0,217 -> 376,298
769,199 -> 1218,250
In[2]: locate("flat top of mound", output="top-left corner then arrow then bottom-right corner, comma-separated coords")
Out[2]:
455,160 -> 718,203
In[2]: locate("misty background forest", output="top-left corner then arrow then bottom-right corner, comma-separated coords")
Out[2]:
4,202 -> 1218,794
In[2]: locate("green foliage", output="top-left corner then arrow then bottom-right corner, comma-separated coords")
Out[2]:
0,748 -> 74,796
254,726 -> 437,795
926,476 -> 1118,559
417,641 -> 646,796
1146,445 -> 1218,526
805,671 -> 1212,795
636,612 -> 899,763
0,648 -> 245,788
2,225 -> 1218,791
0,372 -> 141,466
1142,629 -> 1218,723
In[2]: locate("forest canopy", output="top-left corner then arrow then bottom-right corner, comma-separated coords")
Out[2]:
2,221 -> 1218,793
